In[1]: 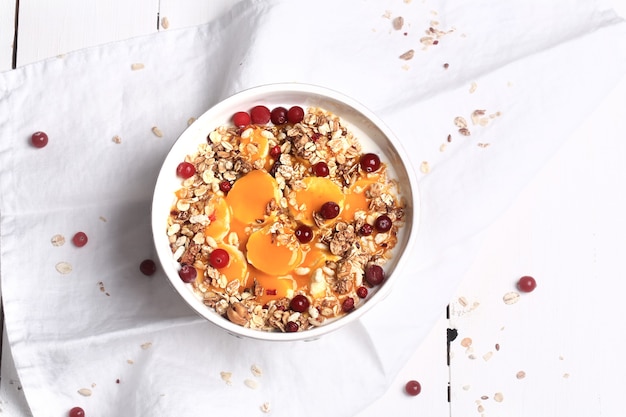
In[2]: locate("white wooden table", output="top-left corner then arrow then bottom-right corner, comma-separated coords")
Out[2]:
2,1 -> 626,416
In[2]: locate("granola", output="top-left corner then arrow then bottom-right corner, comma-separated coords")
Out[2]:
167,106 -> 405,332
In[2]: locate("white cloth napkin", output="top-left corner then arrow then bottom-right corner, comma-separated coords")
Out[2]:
1,0 -> 626,416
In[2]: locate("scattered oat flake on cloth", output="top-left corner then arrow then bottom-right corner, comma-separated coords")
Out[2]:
77,388 -> 92,397
469,81 -> 478,93
55,262 -> 73,274
494,392 -> 504,402
260,402 -> 271,413
161,16 -> 170,29
420,161 -> 431,174
399,49 -> 414,60
130,63 -> 144,71
112,135 -> 122,144
244,379 -> 259,389
503,292 -> 520,304
251,364 -> 263,377
516,370 -> 526,379
392,16 -> 404,30
220,371 -> 233,385
140,342 -> 152,350
152,126 -> 163,137
50,234 -> 65,247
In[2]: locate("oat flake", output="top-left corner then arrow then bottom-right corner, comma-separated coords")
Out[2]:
220,371 -> 233,385
161,16 -> 170,29
251,364 -> 263,377
494,392 -> 504,402
482,351 -> 493,361
503,292 -> 520,305
55,262 -> 73,274
140,342 -> 152,350
392,16 -> 404,30
77,388 -> 92,397
112,135 -> 122,144
516,370 -> 526,379
152,126 -> 163,137
260,402 -> 271,413
469,81 -> 478,93
399,49 -> 415,60
131,63 -> 145,71
244,379 -> 259,389
51,234 -> 65,247
420,161 -> 431,174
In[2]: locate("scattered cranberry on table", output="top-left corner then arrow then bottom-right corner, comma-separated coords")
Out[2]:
176,161 -> 196,179
250,105 -> 271,125
178,265 -> 197,283
68,406 -> 85,417
139,259 -> 157,276
319,201 -> 340,220
517,275 -> 537,292
72,232 -> 88,247
31,131 -> 49,148
405,380 -> 421,396
209,248 -> 230,269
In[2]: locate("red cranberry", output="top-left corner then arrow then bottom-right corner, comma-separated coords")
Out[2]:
517,276 -> 537,292
364,264 -> 385,286
72,232 -> 88,247
285,321 -> 299,332
287,106 -> 304,124
178,265 -> 197,283
360,153 -> 381,173
232,111 -> 251,128
219,180 -> 232,193
358,224 -> 373,236
311,133 -> 321,142
176,162 -> 196,179
312,161 -> 329,177
69,407 -> 85,417
270,107 -> 288,125
290,294 -> 310,312
294,224 -> 313,243
356,286 -> 368,298
31,131 -> 49,148
209,248 -> 230,269
319,201 -> 340,220
374,215 -> 392,232
250,105 -> 271,125
405,380 -> 421,396
342,297 -> 355,312
139,259 -> 157,276
270,145 -> 281,158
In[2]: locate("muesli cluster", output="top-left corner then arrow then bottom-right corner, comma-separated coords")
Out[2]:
166,104 -> 405,332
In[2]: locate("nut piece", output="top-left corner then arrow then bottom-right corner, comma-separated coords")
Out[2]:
516,370 -> 526,379
227,302 -> 251,326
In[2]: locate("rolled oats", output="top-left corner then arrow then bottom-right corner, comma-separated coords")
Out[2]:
55,261 -> 73,274
51,234 -> 65,247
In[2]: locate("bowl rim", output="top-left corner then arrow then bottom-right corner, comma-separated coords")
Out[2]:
151,82 -> 421,342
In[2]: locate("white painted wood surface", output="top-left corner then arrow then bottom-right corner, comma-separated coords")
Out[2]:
1,1 -> 626,416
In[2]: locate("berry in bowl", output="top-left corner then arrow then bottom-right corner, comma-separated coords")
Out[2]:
151,83 -> 419,341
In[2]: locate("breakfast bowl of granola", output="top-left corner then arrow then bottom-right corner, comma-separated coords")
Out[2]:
151,83 -> 419,341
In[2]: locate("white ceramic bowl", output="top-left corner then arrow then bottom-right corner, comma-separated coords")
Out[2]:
151,83 -> 419,341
